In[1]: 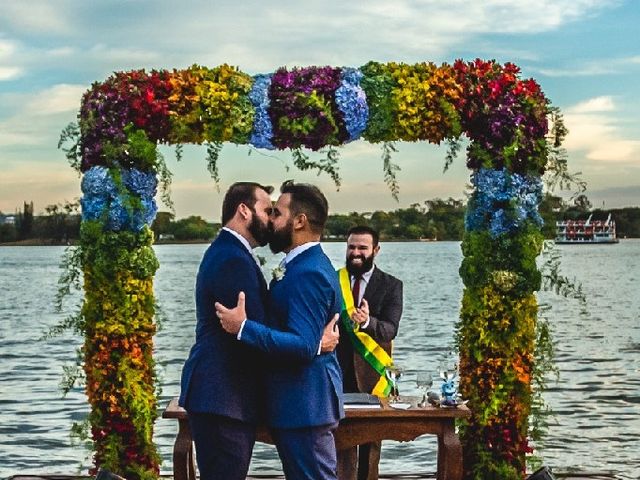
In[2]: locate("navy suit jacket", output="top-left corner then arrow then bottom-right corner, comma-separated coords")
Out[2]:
179,229 -> 269,423
240,244 -> 345,429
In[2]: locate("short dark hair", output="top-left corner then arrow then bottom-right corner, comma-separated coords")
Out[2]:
347,225 -> 379,246
221,182 -> 274,225
280,180 -> 328,234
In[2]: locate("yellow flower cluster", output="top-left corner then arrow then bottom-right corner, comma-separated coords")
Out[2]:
388,62 -> 462,143
168,64 -> 254,144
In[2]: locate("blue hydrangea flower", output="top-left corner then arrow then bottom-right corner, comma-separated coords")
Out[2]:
81,167 -> 158,232
122,169 -> 157,197
80,196 -> 108,222
465,168 -> 543,237
81,166 -> 117,197
106,195 -> 129,232
249,74 -> 275,149
335,68 -> 369,141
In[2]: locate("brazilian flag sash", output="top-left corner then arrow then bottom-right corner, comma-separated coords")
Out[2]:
338,267 -> 393,397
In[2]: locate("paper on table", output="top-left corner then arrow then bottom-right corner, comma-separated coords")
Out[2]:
389,402 -> 412,410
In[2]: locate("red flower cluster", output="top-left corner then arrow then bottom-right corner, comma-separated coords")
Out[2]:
453,59 -> 548,174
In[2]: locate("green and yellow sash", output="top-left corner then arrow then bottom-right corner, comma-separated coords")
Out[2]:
338,267 -> 393,397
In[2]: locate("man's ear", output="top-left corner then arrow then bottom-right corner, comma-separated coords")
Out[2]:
293,212 -> 307,230
373,244 -> 381,256
238,203 -> 252,221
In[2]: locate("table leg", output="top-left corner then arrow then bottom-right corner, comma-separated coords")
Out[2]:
174,419 -> 196,480
437,421 -> 463,480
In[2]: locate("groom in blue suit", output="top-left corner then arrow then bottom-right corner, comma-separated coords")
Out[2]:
178,182 -> 275,480
217,180 -> 344,480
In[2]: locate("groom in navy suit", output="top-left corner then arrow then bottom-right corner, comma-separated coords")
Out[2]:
217,180 -> 344,480
178,182 -> 275,480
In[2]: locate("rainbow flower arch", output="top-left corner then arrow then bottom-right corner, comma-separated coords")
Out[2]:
63,59 -> 558,480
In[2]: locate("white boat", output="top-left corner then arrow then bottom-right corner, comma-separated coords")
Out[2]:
555,213 -> 619,244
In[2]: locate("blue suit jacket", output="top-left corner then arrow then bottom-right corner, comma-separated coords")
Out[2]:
241,244 -> 345,429
179,229 -> 269,423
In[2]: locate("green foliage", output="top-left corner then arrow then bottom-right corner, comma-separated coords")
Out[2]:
459,226 -> 544,295
381,142 -> 400,201
360,61 -> 396,143
529,315 -> 558,465
206,141 -> 223,190
543,106 -> 587,196
58,122 -> 82,171
443,137 -> 462,172
291,147 -> 342,189
539,240 -> 586,303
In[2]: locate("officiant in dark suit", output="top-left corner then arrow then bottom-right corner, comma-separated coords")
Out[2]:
336,225 -> 404,480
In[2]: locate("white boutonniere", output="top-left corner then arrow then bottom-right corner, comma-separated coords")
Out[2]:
271,264 -> 286,281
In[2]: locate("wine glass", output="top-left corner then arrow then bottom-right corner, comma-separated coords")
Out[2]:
438,354 -> 458,382
385,363 -> 404,402
415,371 -> 433,408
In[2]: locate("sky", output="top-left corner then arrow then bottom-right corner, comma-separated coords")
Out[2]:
0,0 -> 639,221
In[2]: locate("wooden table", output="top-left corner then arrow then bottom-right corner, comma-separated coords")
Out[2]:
162,396 -> 470,480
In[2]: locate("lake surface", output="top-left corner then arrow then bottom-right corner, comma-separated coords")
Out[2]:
1,241 -> 638,479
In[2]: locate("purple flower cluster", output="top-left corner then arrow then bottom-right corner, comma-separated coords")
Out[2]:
335,68 -> 369,141
465,168 -> 543,237
268,66 -> 349,150
248,74 -> 275,150
80,82 -> 130,172
81,166 -> 158,232
465,93 -> 548,174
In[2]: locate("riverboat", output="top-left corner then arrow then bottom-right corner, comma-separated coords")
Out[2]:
555,214 -> 619,244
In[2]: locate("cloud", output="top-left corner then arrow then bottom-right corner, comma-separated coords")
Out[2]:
0,2 -> 70,35
25,0 -> 614,72
563,96 -> 640,163
535,55 -> 640,77
567,96 -> 616,114
0,66 -> 22,80
25,84 -> 87,115
0,39 -> 23,81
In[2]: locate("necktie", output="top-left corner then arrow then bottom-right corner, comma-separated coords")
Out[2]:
352,275 -> 362,307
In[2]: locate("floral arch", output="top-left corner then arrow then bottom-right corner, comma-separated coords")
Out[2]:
61,60 -> 558,480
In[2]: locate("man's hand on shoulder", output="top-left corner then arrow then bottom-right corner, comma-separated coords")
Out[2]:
320,314 -> 340,353
215,292 -> 247,335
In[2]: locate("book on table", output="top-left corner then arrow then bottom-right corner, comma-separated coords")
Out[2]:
343,392 -> 382,408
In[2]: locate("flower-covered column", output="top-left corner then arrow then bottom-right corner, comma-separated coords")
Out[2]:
75,70 -> 174,480
454,60 -> 548,479
80,168 -> 160,479
459,170 -> 544,478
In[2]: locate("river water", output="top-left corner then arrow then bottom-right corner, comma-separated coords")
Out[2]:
0,241 -> 638,479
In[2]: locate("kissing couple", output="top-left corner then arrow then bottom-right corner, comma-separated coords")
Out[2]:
179,180 -> 344,480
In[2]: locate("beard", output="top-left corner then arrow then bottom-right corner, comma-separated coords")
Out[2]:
248,211 -> 271,247
346,253 -> 375,276
269,218 -> 294,254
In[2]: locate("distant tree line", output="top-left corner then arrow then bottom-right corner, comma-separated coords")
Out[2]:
324,198 -> 466,240
0,201 -> 81,244
151,212 -> 218,241
2,195 -> 639,244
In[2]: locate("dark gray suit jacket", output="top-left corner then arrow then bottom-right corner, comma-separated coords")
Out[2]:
337,266 -> 403,393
